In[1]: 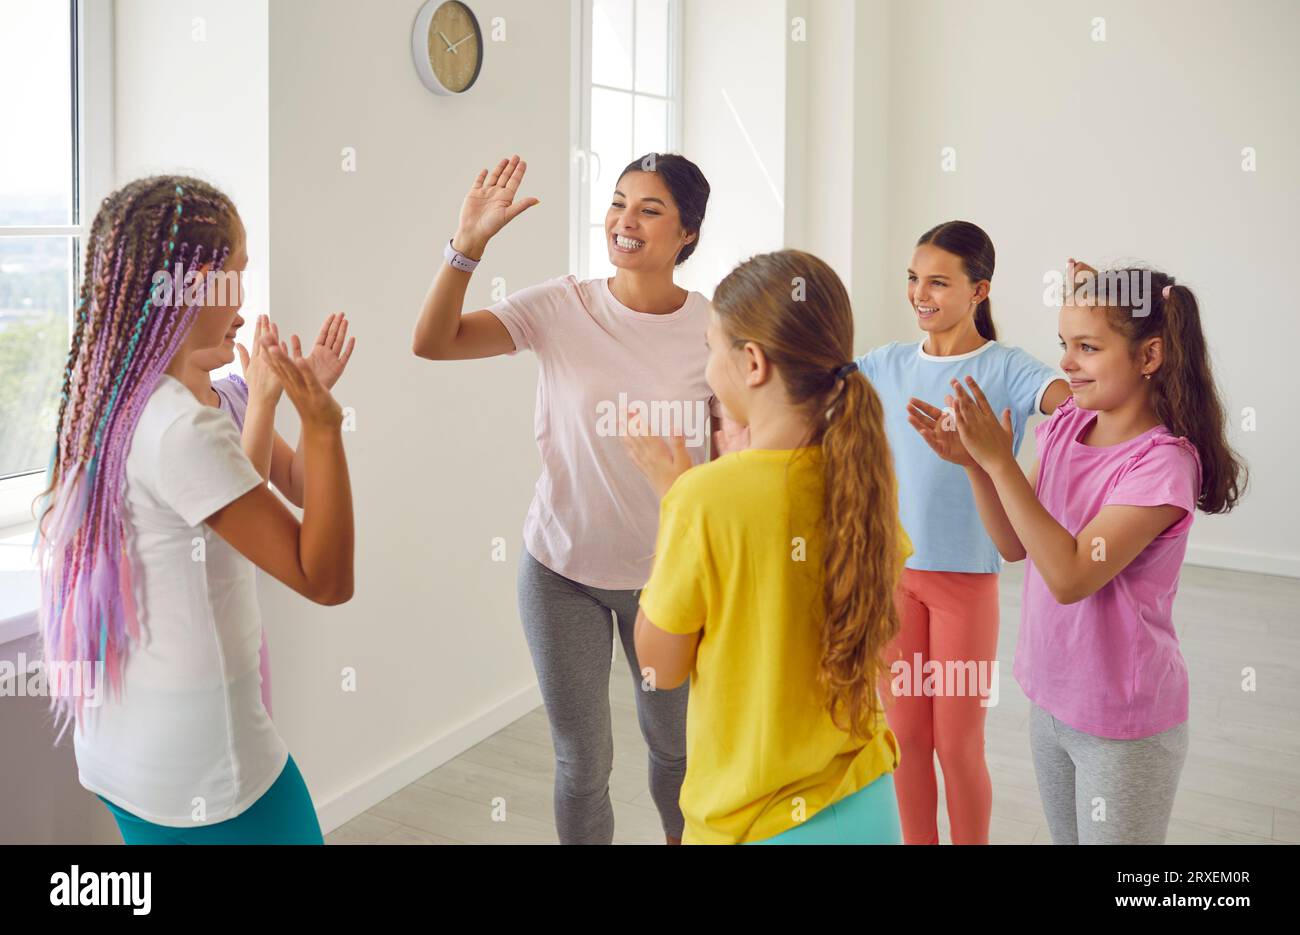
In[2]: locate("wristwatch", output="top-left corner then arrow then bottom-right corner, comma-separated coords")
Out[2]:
444,238 -> 481,273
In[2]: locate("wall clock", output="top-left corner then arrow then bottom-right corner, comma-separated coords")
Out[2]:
412,0 -> 483,95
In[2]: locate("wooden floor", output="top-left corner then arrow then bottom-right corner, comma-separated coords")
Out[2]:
327,562 -> 1300,845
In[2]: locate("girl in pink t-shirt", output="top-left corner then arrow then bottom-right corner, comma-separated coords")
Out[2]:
910,260 -> 1247,843
411,153 -> 730,845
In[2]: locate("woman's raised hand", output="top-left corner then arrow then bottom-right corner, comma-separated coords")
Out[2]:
261,332 -> 343,433
453,155 -> 540,259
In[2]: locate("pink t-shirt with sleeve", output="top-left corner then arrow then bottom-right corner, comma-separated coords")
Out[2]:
489,275 -> 716,590
1015,395 -> 1202,740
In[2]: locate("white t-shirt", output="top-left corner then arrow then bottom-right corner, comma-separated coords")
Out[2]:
73,374 -> 288,827
488,275 -> 717,590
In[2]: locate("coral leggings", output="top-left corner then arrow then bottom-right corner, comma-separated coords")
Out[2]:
880,568 -> 1000,844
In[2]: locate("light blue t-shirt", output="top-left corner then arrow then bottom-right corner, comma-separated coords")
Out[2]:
857,340 -> 1062,573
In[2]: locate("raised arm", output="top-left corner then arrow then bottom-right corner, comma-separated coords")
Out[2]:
208,334 -> 354,605
949,375 -> 1183,604
412,155 -> 539,361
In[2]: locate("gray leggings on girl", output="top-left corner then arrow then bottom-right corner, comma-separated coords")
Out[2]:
1029,702 -> 1188,844
517,548 -> 688,844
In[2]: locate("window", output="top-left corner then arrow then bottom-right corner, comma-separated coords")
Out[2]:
573,0 -> 682,280
0,0 -> 111,530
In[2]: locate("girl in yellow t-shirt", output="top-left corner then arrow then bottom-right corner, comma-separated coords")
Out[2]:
625,249 -> 911,844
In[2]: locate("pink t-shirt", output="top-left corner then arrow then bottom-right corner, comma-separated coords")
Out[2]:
1015,395 -> 1202,739
489,275 -> 715,590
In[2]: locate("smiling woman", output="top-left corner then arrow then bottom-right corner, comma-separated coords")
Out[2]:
411,151 -> 724,845
606,153 -> 707,277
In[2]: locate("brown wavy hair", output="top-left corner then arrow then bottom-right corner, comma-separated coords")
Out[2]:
712,250 -> 903,737
1097,267 -> 1247,514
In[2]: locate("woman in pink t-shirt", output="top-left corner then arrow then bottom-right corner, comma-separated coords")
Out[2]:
909,260 -> 1247,843
412,153 -> 725,844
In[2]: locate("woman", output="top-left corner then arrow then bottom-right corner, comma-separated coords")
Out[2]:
412,152 -> 718,844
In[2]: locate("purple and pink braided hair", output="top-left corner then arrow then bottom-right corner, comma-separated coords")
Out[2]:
35,175 -> 239,740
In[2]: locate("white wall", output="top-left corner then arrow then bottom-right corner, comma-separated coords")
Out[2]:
783,0 -> 894,349
265,0 -> 570,829
874,0 -> 1300,574
682,0 -> 890,351
114,0 -> 270,331
677,0 -> 787,296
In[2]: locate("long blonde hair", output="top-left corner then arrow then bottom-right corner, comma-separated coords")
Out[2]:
712,250 -> 903,737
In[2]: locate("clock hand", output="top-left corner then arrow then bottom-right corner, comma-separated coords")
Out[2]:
436,29 -> 455,52
448,31 -> 476,51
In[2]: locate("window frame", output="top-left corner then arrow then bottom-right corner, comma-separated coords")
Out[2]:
0,0 -> 115,534
570,0 -> 684,280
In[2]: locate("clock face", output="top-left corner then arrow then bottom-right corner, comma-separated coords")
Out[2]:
423,0 -> 482,94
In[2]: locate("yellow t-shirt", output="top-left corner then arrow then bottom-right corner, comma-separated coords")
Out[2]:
639,445 -> 912,845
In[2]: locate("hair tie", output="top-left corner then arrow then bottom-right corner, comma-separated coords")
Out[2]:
1162,285 -> 1172,299
832,362 -> 858,381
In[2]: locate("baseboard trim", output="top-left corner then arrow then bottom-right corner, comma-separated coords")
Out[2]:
314,680 -> 543,835
1184,545 -> 1300,579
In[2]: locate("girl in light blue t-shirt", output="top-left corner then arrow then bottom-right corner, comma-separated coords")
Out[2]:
858,221 -> 1069,844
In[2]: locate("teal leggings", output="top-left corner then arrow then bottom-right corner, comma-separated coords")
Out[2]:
98,755 -> 324,845
752,772 -> 902,845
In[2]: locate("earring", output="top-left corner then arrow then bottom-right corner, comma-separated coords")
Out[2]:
1143,372 -> 1152,381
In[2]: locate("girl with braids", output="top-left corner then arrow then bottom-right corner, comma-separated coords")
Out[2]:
187,310 -> 356,718
413,153 -> 725,845
859,220 -> 1069,845
915,259 -> 1246,844
626,250 -> 912,844
36,175 -> 354,844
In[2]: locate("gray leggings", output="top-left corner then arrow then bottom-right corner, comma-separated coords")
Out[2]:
1029,702 -> 1188,844
517,548 -> 688,844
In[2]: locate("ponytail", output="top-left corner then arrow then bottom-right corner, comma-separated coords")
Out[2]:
973,298 -> 997,341
1151,284 -> 1246,513
1102,271 -> 1247,514
712,249 -> 905,738
821,370 -> 903,737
